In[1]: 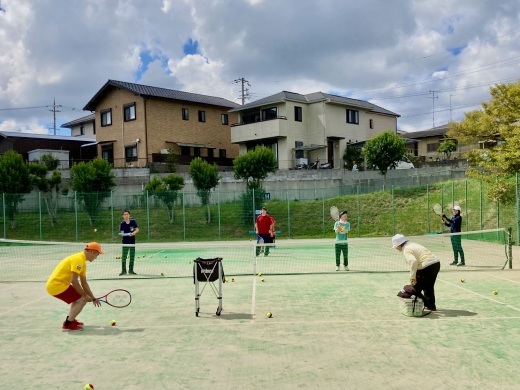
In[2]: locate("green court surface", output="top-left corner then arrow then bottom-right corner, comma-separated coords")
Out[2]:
1,264 -> 519,389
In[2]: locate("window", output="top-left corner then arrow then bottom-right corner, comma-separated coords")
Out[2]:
182,108 -> 189,120
261,107 -> 277,121
294,106 -> 302,122
369,119 -> 373,129
124,103 -> 136,122
198,110 -> 206,122
346,109 -> 359,125
208,149 -> 214,158
194,148 -> 201,157
80,125 -> 84,135
221,113 -> 229,125
180,146 -> 190,156
125,144 -> 137,162
295,141 -> 304,159
427,143 -> 440,152
100,109 -> 112,126
219,149 -> 226,158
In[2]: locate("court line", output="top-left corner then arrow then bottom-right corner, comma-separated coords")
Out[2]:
0,296 -> 47,317
482,272 -> 520,284
439,278 -> 520,313
2,315 -> 520,333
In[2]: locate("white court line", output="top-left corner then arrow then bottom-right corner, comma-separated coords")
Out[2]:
250,274 -> 257,321
2,316 -> 520,333
0,296 -> 47,317
439,278 -> 520,313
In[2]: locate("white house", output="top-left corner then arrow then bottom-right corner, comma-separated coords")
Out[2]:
61,113 -> 96,137
230,91 -> 400,170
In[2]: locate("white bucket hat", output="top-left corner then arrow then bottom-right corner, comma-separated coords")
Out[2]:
391,234 -> 407,248
453,205 -> 461,211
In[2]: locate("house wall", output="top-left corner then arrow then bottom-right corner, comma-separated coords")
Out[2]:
93,87 -> 239,168
70,121 -> 95,137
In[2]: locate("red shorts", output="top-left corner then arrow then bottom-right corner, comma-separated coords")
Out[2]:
54,285 -> 81,304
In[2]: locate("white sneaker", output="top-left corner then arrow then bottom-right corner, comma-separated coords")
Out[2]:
335,266 -> 340,271
344,266 -> 349,271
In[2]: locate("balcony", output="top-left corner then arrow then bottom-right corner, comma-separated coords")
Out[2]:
231,116 -> 288,143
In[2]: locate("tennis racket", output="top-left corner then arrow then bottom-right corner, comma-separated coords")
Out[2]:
330,206 -> 339,221
257,234 -> 264,245
432,203 -> 443,216
96,289 -> 132,308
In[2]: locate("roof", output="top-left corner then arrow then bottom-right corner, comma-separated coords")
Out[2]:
61,113 -> 96,128
0,131 -> 95,142
229,91 -> 399,117
83,80 -> 241,111
401,124 -> 450,139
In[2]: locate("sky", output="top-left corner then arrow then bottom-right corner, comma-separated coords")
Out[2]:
0,0 -> 519,136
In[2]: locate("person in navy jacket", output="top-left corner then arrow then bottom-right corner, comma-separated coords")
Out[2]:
441,205 -> 465,266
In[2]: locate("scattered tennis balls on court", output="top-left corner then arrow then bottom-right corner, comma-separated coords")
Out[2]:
84,384 -> 94,390
493,290 -> 499,295
460,278 -> 465,283
110,320 -> 116,326
266,311 -> 273,318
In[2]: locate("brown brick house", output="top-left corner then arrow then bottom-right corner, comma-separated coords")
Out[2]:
83,80 -> 240,168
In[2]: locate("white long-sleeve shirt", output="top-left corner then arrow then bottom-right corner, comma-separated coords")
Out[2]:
401,242 -> 440,279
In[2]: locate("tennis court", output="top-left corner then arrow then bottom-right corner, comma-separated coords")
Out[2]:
1,234 -> 519,389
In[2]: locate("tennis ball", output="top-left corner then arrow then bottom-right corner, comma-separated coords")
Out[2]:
231,278 -> 235,282
84,384 -> 94,390
266,311 -> 273,318
460,278 -> 465,283
110,320 -> 116,326
160,272 -> 164,276
261,278 -> 265,282
493,290 -> 498,295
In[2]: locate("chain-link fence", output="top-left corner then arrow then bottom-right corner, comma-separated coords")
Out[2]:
1,177 -> 519,245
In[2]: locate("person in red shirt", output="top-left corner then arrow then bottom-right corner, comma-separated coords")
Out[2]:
255,207 -> 274,256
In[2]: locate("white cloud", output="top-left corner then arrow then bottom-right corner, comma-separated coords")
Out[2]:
0,0 -> 519,134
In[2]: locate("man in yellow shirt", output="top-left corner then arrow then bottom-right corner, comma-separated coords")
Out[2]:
46,242 -> 103,331
392,234 -> 441,311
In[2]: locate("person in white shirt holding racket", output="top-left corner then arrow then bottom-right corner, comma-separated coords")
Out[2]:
332,207 -> 350,271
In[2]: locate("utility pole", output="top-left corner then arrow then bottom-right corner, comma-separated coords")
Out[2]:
234,77 -> 251,105
428,90 -> 439,128
49,98 -> 62,135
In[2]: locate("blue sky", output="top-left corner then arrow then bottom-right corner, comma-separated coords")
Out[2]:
0,0 -> 519,135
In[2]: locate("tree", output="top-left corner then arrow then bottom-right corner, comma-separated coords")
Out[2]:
437,139 -> 457,160
343,145 -> 364,170
362,131 -> 407,189
70,158 -> 116,225
145,174 -> 185,223
0,151 -> 32,228
233,146 -> 278,190
189,157 -> 220,223
448,80 -> 520,203
28,153 -> 62,226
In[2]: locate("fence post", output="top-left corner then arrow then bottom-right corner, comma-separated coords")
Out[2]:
391,185 -> 395,236
508,227 -> 513,269
146,190 -> 150,242
286,189 -> 291,238
39,192 -> 42,240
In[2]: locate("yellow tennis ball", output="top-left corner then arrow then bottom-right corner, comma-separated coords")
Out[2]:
493,290 -> 498,295
93,228 -> 97,232
84,384 -> 94,390
258,273 -> 262,277
261,278 -> 265,282
266,311 -> 273,318
231,278 -> 235,282
160,272 -> 164,276
460,278 -> 465,283
110,320 -> 116,326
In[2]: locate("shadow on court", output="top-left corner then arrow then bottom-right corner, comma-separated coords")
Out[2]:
212,312 -> 254,320
426,308 -> 478,318
67,326 -> 146,336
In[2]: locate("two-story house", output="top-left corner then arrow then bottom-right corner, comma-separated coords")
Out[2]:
229,91 -> 400,170
61,114 -> 96,138
82,80 -> 240,168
